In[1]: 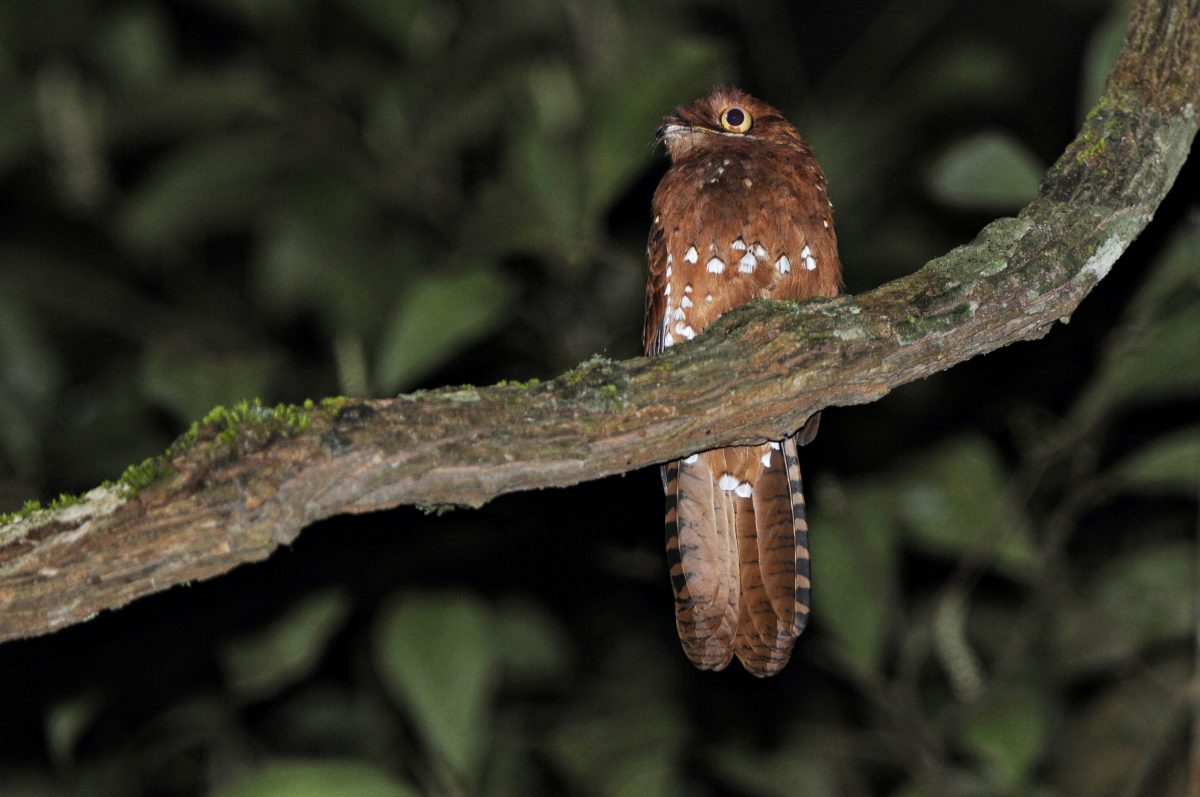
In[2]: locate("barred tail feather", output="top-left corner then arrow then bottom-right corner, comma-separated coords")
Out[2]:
665,458 -> 739,670
733,436 -> 811,676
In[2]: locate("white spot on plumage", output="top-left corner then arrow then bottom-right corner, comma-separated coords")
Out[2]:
674,323 -> 696,340
722,159 -> 731,166
776,254 -> 791,274
706,256 -> 725,273
731,237 -> 746,251
743,178 -> 753,188
752,243 -> 767,260
683,283 -> 693,293
734,481 -> 753,498
671,307 -> 685,320
684,246 -> 698,264
683,454 -> 699,464
823,219 -> 829,228
768,441 -> 781,450
761,451 -> 773,468
738,252 -> 756,273
680,295 -> 693,308
800,245 -> 811,259
805,255 -> 817,271
667,252 -> 673,265
717,473 -> 738,491
654,215 -> 660,224
666,264 -> 672,278
663,332 -> 675,347
705,294 -> 713,303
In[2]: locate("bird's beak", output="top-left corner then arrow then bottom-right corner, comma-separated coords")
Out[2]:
657,120 -> 709,160
657,121 -> 691,141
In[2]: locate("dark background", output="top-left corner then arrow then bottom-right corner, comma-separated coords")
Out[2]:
0,0 -> 1196,795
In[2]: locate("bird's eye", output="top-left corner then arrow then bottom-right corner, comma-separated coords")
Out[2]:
719,107 -> 752,133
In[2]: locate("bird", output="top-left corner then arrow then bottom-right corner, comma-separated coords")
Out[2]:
643,85 -> 842,677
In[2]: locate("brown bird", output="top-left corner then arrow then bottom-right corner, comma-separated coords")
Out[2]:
644,86 -> 841,677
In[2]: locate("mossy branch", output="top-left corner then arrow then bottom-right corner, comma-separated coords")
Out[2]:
1,0 -> 1196,643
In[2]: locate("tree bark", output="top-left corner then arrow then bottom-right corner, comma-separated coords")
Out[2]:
1,0 -> 1196,643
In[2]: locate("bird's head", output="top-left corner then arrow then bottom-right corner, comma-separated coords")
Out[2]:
658,85 -> 805,161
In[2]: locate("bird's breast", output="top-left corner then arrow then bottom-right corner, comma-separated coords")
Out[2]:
650,151 -> 838,349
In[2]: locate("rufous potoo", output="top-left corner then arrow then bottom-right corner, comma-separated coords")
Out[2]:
643,86 -> 842,677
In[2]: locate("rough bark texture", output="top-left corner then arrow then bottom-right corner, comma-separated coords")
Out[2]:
1,0 -> 1196,643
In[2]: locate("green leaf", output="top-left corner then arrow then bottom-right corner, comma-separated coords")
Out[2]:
889,786 -> 942,797
809,481 -> 898,673
373,591 -> 498,781
45,693 -> 104,767
479,718 -> 538,797
0,289 -> 63,404
1055,662 -> 1189,795
526,62 -> 583,135
548,700 -> 685,797
114,67 -> 279,141
1123,213 -> 1200,325
117,129 -> 286,256
893,435 -> 1036,579
1068,217 -> 1200,430
219,589 -> 353,701
476,124 -> 585,261
0,286 -> 63,473
960,684 -> 1050,791
0,84 -> 36,178
34,63 -> 108,208
1070,304 -> 1200,427
1107,428 -> 1200,496
606,756 -> 675,797
906,41 -> 1024,111
583,36 -> 727,215
546,642 -> 685,797
214,759 -> 419,797
494,598 -> 571,685
97,5 -> 175,90
1052,541 -> 1195,674
926,132 -> 1042,211
711,742 -> 838,797
374,268 -> 514,392
252,175 -> 401,333
140,341 -> 282,423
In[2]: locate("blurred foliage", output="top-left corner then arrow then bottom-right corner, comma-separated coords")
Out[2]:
0,0 -> 1197,796
219,588 -> 353,701
215,760 -> 420,797
0,0 -> 729,497
925,132 -> 1042,211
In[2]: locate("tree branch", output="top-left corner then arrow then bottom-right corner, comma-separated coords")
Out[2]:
1,0 -> 1196,643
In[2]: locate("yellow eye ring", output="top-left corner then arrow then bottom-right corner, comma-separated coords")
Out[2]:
719,106 -> 752,133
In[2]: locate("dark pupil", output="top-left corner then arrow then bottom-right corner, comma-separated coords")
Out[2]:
725,108 -> 744,127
